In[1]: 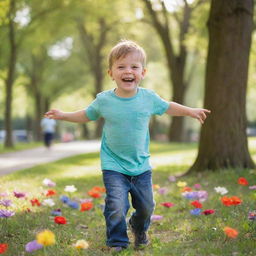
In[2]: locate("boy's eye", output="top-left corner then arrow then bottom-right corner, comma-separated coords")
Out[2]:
118,66 -> 124,69
132,66 -> 138,69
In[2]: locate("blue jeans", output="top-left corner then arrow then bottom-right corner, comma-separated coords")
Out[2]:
102,170 -> 155,248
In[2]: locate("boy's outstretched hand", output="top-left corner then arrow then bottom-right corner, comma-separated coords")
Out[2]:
44,109 -> 65,120
189,108 -> 211,124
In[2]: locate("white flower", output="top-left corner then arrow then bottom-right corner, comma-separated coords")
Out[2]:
42,178 -> 56,187
64,185 -> 77,193
214,186 -> 228,195
42,199 -> 55,207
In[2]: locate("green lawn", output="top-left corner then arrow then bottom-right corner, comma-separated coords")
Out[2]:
0,139 -> 256,255
0,142 -> 42,154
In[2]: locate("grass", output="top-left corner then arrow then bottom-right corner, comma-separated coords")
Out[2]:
0,138 -> 256,256
0,142 -> 42,154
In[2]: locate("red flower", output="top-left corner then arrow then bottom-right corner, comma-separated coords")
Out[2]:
181,186 -> 192,192
202,209 -> 215,215
91,186 -> 106,193
238,177 -> 248,186
46,190 -> 57,196
191,200 -> 202,208
80,202 -> 93,211
223,227 -> 239,238
30,198 -> 41,206
160,202 -> 175,208
54,216 -> 67,225
0,244 -> 8,254
230,196 -> 242,205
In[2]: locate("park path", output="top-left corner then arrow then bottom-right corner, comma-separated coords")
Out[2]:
0,140 -> 101,176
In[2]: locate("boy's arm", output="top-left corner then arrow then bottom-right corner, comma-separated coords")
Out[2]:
166,102 -> 211,124
44,109 -> 90,123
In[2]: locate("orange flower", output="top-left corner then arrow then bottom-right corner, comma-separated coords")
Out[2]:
230,196 -> 242,205
46,190 -> 57,196
223,227 -> 239,238
88,190 -> 101,198
221,196 -> 233,206
30,198 -> 41,206
238,177 -> 248,186
153,184 -> 160,190
80,202 -> 93,211
54,216 -> 67,225
0,244 -> 8,254
181,186 -> 192,192
91,186 -> 106,193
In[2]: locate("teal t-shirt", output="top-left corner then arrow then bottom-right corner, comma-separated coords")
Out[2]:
85,87 -> 169,176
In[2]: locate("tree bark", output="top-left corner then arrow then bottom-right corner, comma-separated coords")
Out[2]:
4,0 -> 16,148
189,0 -> 255,172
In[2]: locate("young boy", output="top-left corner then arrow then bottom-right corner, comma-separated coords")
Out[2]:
45,40 -> 210,252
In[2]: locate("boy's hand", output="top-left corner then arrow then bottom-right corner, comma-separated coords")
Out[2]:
189,108 -> 211,124
44,109 -> 65,120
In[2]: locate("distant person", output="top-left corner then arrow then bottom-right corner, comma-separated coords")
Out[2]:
44,40 -> 210,252
40,117 -> 56,148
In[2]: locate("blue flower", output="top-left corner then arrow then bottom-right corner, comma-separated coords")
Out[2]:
60,195 -> 70,204
190,208 -> 201,215
67,201 -> 79,209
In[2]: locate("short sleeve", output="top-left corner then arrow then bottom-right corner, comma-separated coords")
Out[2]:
151,91 -> 170,115
85,98 -> 101,121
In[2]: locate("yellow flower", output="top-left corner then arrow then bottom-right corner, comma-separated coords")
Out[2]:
36,230 -> 55,246
74,240 -> 89,249
177,181 -> 187,187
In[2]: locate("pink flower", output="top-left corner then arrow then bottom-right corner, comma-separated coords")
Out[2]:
13,191 -> 26,198
151,215 -> 163,221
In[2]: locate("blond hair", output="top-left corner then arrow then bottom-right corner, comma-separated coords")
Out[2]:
108,40 -> 146,69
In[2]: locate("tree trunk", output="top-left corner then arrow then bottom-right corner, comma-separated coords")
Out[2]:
4,0 -> 16,148
189,0 -> 255,172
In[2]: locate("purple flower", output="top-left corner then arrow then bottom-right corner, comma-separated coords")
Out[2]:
182,191 -> 198,200
13,191 -> 26,198
194,184 -> 201,190
158,187 -> 168,195
151,215 -> 163,221
0,209 -> 15,218
25,240 -> 43,252
51,209 -> 62,216
0,192 -> 8,197
67,201 -> 79,209
168,175 -> 176,182
0,199 -> 12,207
248,210 -> 256,221
190,208 -> 202,215
197,190 -> 208,202
60,195 -> 70,204
249,185 -> 256,190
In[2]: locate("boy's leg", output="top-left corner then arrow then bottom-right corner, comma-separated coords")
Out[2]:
103,170 -> 130,248
129,170 -> 155,246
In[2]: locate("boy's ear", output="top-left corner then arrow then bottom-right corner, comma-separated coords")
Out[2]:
142,68 -> 147,79
108,70 -> 114,80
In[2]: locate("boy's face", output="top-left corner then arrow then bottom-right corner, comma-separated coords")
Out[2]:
108,52 -> 146,95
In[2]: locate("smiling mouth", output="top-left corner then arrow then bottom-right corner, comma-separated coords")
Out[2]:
122,78 -> 135,82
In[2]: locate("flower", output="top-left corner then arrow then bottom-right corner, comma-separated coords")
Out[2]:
249,185 -> 256,190
91,186 -> 106,193
151,215 -> 163,221
81,202 -> 93,211
182,191 -> 198,200
0,199 -> 12,207
0,192 -> 8,197
30,198 -> 41,206
221,196 -> 233,206
197,191 -> 208,202
214,186 -> 228,195
51,209 -> 62,216
223,227 -> 239,238
42,178 -> 56,187
168,175 -> 176,182
67,201 -> 79,209
160,202 -> 175,208
88,190 -> 101,198
191,200 -> 202,208
181,187 -> 193,192
190,208 -> 201,215
46,190 -> 56,197
231,196 -> 242,205
248,210 -> 256,220
177,181 -> 187,187
158,187 -> 168,195
13,191 -> 26,198
42,199 -> 55,207
54,216 -> 67,224
64,185 -> 77,193
60,195 -> 70,204
0,244 -> 8,254
36,230 -> 55,246
25,240 -> 43,252
194,184 -> 201,189
74,240 -> 89,249
152,184 -> 160,190
0,209 -> 15,218
238,177 -> 248,186
202,209 -> 215,215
